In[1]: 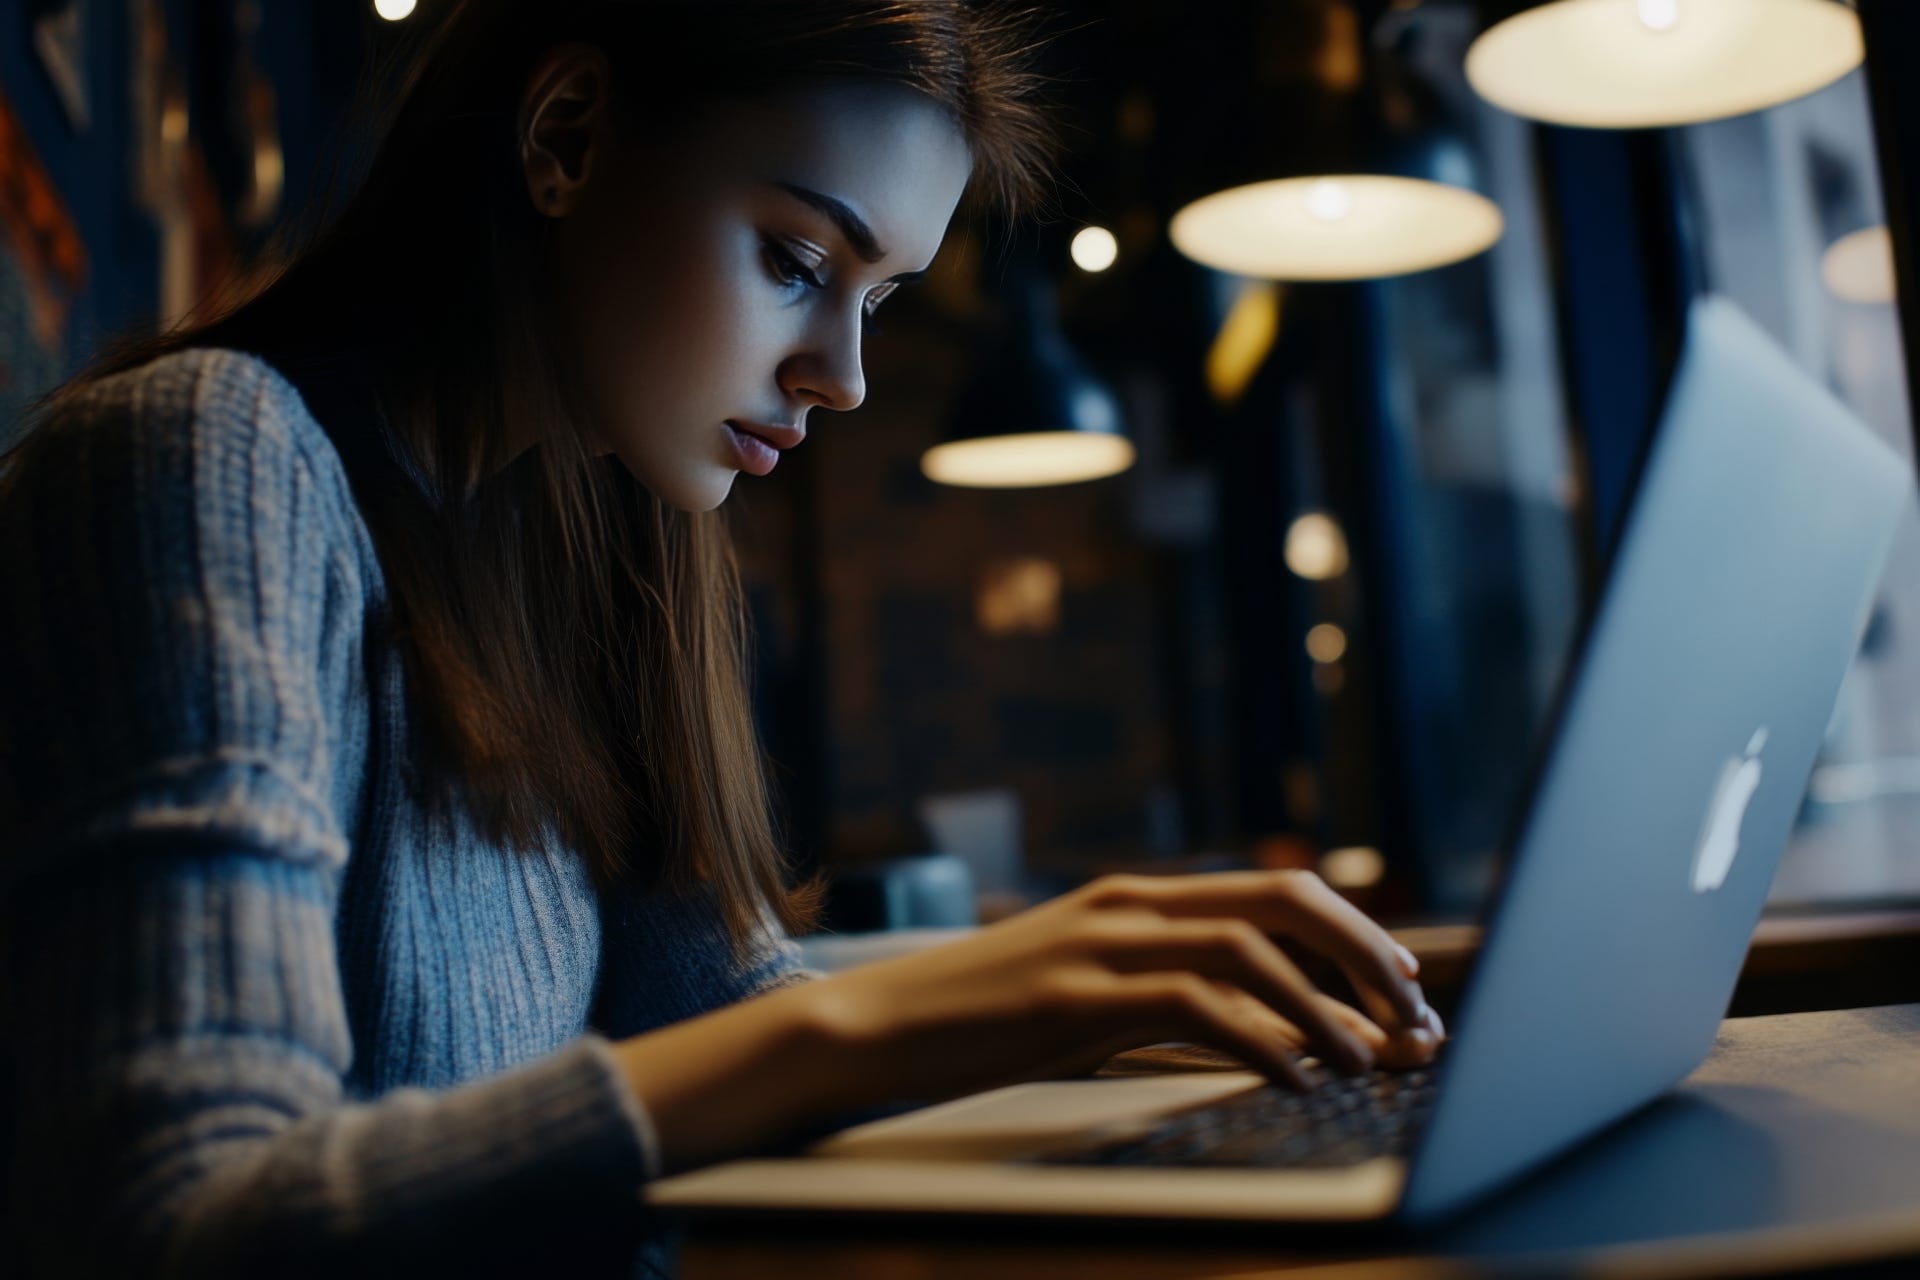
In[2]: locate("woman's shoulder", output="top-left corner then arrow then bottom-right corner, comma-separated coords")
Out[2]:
66,345 -> 345,480
13,345 -> 373,566
0,344 -> 378,884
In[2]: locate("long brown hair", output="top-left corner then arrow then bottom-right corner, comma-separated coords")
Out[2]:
8,1 -> 1058,943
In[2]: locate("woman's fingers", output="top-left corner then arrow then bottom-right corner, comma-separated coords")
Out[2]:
1286,992 -> 1439,1071
1347,1005 -> 1439,1070
1344,960 -> 1408,1031
1393,941 -> 1421,980
1108,974 -> 1318,1090
1251,874 -> 1430,1029
1321,993 -> 1387,1050
1096,957 -> 1434,1077
1096,918 -> 1375,1074
1092,872 -> 1429,1032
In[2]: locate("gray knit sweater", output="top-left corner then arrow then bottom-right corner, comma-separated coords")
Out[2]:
0,348 -> 809,1277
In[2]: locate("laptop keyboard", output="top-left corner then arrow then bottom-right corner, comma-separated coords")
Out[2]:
1033,1068 -> 1438,1170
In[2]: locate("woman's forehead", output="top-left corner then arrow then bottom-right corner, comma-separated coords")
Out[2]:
698,81 -> 972,266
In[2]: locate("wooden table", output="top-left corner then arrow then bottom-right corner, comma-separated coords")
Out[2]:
1387,909 -> 1920,1018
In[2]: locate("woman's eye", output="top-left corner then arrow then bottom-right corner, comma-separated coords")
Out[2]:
862,285 -> 897,336
764,237 -> 892,335
764,240 -> 825,292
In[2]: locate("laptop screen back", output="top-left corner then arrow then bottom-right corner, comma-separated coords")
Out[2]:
1399,295 -> 1913,1223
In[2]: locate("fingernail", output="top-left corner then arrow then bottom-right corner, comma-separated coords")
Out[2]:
1297,1060 -> 1331,1091
1393,942 -> 1420,977
1423,1004 -> 1446,1040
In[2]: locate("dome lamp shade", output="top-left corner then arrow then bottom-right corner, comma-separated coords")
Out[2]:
923,274 -> 1133,490
1464,0 -> 1864,130
1169,174 -> 1504,281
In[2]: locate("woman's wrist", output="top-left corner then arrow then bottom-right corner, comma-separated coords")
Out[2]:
611,978 -> 878,1176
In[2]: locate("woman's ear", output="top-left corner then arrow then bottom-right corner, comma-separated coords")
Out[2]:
517,44 -> 613,218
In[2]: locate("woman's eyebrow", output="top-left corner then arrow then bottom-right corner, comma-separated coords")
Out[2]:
772,180 -> 929,285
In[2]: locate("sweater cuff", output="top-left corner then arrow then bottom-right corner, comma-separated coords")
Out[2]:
576,1034 -> 664,1182
336,1032 -> 661,1217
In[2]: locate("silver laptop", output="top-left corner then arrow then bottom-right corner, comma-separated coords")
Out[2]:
648,295 -> 1912,1227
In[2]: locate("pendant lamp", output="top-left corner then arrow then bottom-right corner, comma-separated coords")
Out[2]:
1169,8 -> 1503,282
922,268 -> 1133,489
1465,0 -> 1863,129
1171,173 -> 1503,281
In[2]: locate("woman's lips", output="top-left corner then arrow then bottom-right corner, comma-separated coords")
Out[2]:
727,420 -> 805,450
725,422 -> 781,476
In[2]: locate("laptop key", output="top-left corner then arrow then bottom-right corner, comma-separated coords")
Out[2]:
1032,1069 -> 1438,1170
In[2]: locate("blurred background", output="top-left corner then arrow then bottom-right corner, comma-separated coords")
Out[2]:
2,0 -> 1917,948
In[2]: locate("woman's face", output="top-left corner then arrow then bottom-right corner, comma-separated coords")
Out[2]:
530,68 -> 973,511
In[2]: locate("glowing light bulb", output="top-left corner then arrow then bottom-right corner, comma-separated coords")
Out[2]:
1205,281 -> 1282,407
1305,179 -> 1354,223
1285,513 -> 1350,581
1305,624 -> 1348,664
374,0 -> 417,21
1823,226 -> 1896,304
1321,846 -> 1385,890
1637,0 -> 1679,32
1070,225 -> 1119,273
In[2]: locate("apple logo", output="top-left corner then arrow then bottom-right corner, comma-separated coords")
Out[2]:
1690,728 -> 1768,894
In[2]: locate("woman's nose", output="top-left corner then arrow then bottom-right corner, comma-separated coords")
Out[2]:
785,312 -> 867,413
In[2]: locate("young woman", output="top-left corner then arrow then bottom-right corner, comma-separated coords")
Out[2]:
0,2 -> 1441,1275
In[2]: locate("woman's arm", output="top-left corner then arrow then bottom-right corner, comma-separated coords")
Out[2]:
617,869 -> 1442,1175
5,849 -> 654,1277
0,352 -> 657,1277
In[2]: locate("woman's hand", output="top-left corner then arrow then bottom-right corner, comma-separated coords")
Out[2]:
800,870 -> 1441,1101
619,870 -> 1440,1176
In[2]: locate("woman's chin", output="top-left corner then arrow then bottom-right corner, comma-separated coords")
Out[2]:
688,471 -> 739,512
615,458 -> 735,513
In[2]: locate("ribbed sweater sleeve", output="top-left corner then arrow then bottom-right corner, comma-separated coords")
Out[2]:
0,352 -> 654,1278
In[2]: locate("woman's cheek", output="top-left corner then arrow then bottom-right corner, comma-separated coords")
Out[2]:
708,277 -> 790,378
